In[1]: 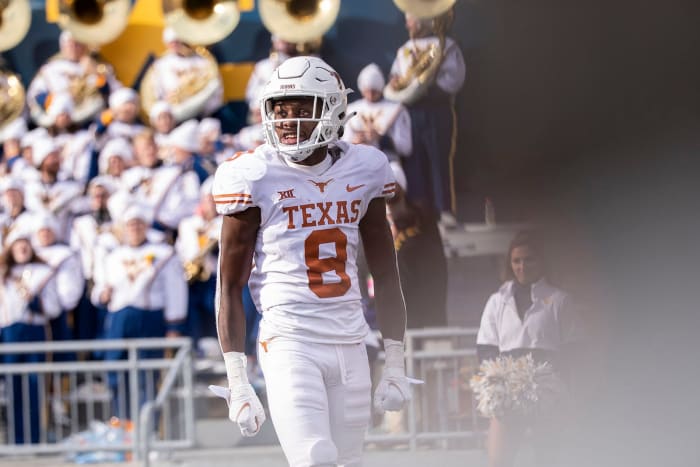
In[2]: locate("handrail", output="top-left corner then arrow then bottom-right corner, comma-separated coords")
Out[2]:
0,337 -> 192,353
140,344 -> 194,466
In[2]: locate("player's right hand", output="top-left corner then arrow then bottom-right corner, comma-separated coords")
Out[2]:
228,383 -> 266,437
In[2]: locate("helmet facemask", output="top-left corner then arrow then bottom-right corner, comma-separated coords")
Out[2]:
260,56 -> 352,163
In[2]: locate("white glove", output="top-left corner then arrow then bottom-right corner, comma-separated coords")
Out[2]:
219,352 -> 266,437
373,338 -> 412,414
228,383 -> 266,437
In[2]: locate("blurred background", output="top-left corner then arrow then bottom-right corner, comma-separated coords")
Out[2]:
2,0 -> 700,465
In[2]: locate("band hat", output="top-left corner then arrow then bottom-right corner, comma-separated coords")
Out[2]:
168,119 -> 200,153
3,225 -> 32,249
149,100 -> 173,122
32,137 -> 59,168
162,27 -> 178,45
20,127 -> 49,149
108,87 -> 138,110
59,30 -> 75,46
47,93 -> 75,119
357,63 -> 385,92
198,118 -> 221,139
0,118 -> 27,143
121,203 -> 153,225
88,175 -> 118,195
33,212 -> 61,235
1,177 -> 24,195
99,138 -> 134,173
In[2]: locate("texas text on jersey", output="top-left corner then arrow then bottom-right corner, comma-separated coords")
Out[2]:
212,141 -> 396,343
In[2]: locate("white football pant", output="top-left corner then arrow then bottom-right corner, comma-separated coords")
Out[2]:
258,338 -> 371,467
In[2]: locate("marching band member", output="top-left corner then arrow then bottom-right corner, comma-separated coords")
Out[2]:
0,178 -> 33,246
10,127 -> 48,183
230,97 -> 265,155
1,119 -> 27,176
146,28 -> 223,122
90,204 -> 187,417
343,63 -> 412,170
94,87 -> 146,142
197,117 -> 231,162
388,12 -> 465,228
32,213 -> 83,360
45,93 -> 79,146
244,35 -> 299,107
121,128 -> 199,242
149,100 -> 176,148
23,138 -> 83,240
97,137 -> 134,186
0,228 -> 61,444
166,119 -> 216,184
27,31 -> 121,127
175,177 -> 221,346
69,176 -> 117,341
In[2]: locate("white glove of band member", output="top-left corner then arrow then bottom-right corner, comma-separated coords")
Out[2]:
222,352 -> 266,437
373,338 -> 412,414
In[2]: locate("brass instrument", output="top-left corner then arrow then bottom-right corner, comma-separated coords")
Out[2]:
259,0 -> 340,44
139,45 -> 222,123
28,53 -> 111,127
0,0 -> 30,134
0,0 -> 31,51
384,0 -> 455,105
393,0 -> 456,19
162,0 -> 240,46
184,237 -> 218,283
57,0 -> 131,45
0,69 -> 25,133
139,0 -> 239,122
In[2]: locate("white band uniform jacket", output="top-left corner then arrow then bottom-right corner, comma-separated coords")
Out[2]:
390,36 -> 466,96
35,243 -> 84,311
90,241 -> 187,324
0,263 -> 61,327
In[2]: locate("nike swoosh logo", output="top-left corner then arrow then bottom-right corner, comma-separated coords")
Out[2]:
346,183 -> 365,192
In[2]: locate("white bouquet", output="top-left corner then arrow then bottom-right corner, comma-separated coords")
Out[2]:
469,354 -> 563,418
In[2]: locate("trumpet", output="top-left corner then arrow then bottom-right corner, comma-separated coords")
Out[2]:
183,237 -> 219,284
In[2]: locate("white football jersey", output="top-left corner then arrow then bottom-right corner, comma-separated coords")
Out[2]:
213,141 -> 397,343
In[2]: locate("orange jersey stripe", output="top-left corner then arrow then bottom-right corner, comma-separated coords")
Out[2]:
382,189 -> 397,195
213,193 -> 252,199
225,149 -> 254,162
214,199 -> 253,205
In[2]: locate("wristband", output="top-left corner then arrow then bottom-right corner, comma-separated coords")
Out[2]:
223,351 -> 249,388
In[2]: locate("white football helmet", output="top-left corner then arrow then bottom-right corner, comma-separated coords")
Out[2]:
260,56 -> 353,163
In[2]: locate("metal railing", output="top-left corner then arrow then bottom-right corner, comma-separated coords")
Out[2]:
0,338 -> 194,462
140,343 -> 195,466
365,327 -> 483,450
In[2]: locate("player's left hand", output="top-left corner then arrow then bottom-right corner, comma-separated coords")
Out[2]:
209,384 -> 266,437
373,366 -> 412,414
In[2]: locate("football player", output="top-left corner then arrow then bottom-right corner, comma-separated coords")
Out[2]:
213,56 -> 411,466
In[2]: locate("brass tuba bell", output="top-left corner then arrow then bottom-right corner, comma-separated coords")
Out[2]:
57,0 -> 131,45
0,0 -> 30,134
163,0 -> 240,46
0,0 -> 31,51
393,0 -> 456,19
258,0 -> 340,44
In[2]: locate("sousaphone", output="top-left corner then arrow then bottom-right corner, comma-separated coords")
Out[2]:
26,0 -> 131,127
384,0 -> 456,105
0,0 -> 30,133
139,0 -> 239,123
258,0 -> 340,45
